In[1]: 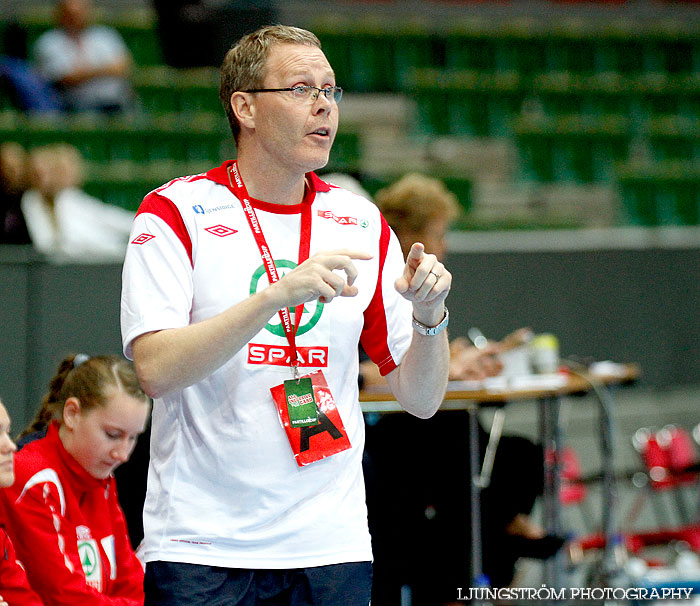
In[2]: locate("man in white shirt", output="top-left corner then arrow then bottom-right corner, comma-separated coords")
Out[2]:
121,24 -> 451,606
33,0 -> 134,113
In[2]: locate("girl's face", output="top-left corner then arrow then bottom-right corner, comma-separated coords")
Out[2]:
60,389 -> 148,480
0,403 -> 17,488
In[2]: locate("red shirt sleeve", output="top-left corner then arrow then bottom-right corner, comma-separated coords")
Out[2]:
360,214 -> 399,375
4,480 -> 143,606
0,528 -> 45,606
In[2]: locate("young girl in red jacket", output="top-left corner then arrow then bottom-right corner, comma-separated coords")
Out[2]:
0,397 -> 44,606
1,354 -> 149,606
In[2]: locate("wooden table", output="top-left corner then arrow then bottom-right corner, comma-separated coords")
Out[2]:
360,364 -> 640,595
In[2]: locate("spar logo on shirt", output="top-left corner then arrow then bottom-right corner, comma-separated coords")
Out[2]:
247,259 -> 328,367
317,209 -> 369,228
76,526 -> 103,591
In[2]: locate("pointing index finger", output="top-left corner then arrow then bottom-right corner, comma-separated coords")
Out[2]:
406,242 -> 425,262
327,249 -> 374,261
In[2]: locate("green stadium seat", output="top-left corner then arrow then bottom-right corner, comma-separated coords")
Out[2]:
648,115 -> 700,162
133,66 -> 221,115
445,23 -> 499,72
403,67 -> 526,137
514,113 -> 631,183
546,22 -> 598,74
392,29 -> 439,91
117,23 -> 163,66
617,160 -> 700,226
529,71 -> 635,118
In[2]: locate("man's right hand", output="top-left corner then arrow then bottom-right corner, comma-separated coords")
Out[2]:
271,249 -> 373,306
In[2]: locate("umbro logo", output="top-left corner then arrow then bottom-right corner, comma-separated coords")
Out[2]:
205,225 -> 238,237
131,233 -> 155,245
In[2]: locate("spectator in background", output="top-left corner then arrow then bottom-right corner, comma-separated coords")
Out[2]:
32,0 -> 134,113
0,21 -> 64,113
4,354 -> 149,606
21,143 -> 135,258
361,173 -> 563,603
0,398 -> 44,606
0,142 -> 31,244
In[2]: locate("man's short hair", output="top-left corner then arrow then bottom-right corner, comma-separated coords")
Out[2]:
375,173 -> 460,235
219,25 -> 322,142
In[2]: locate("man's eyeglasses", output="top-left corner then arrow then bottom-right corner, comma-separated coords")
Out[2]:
242,86 -> 343,104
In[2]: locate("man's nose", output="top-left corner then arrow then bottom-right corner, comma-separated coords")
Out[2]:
312,89 -> 332,112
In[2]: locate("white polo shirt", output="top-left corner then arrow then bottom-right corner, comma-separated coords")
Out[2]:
121,161 -> 413,569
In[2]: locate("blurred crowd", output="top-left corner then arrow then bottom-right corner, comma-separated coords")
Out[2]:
0,0 -> 278,115
0,140 -> 134,256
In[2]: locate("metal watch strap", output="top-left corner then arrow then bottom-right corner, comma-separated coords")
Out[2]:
412,307 -> 449,336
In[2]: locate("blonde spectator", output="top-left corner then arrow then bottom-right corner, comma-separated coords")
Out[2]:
365,174 -> 563,603
21,144 -> 135,258
375,173 -> 459,261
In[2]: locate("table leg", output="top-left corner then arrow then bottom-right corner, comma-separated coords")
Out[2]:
468,403 -> 485,588
596,382 -> 622,586
541,394 -> 564,593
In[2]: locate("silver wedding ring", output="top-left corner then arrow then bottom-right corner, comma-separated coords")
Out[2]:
430,270 -> 441,280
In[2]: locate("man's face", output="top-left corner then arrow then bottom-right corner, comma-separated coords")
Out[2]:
59,0 -> 92,31
247,43 -> 339,176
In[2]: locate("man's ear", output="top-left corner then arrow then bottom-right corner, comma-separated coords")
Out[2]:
231,91 -> 255,130
62,397 -> 81,429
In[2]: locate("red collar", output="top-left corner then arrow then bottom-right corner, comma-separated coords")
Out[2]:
206,160 -> 331,214
46,422 -> 111,493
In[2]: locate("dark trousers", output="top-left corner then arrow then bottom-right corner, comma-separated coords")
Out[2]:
365,410 -> 544,604
144,560 -> 372,606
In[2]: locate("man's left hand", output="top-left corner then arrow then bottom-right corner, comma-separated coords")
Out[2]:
394,242 -> 451,324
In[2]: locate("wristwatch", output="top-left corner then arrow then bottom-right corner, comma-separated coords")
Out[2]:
412,307 -> 449,336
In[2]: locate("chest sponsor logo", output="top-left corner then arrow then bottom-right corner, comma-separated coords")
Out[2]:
193,203 -> 237,215
204,224 -> 238,237
317,209 -> 366,226
250,259 -> 324,337
77,538 -> 103,591
248,343 -> 328,367
131,233 -> 155,245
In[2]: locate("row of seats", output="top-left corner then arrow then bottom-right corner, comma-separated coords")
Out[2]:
617,160 -> 700,227
0,109 -> 361,211
2,13 -> 697,227
513,113 -> 700,182
313,17 -> 700,93
405,68 -> 700,137
132,67 -> 222,115
3,14 -> 699,79
0,110 -> 233,166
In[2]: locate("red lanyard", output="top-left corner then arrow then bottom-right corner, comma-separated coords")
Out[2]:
227,162 -> 312,376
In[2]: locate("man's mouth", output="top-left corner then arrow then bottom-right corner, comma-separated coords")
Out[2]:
310,128 -> 330,137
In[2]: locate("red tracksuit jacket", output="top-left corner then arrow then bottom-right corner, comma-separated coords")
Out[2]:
0,423 -> 144,606
0,526 -> 44,605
